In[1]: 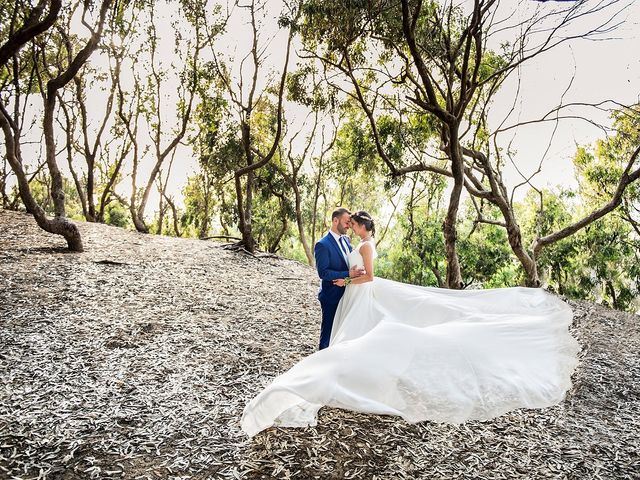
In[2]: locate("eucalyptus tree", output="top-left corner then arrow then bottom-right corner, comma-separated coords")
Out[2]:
299,0 -> 494,288
573,107 -> 640,240
188,85 -> 227,239
0,0 -> 112,251
299,0 -> 636,288
95,13 -> 140,224
122,0 -> 210,233
54,3 -> 128,223
286,61 -> 342,251
0,1 -> 56,210
562,109 -> 640,310
1,0 -> 61,210
253,157 -> 295,254
378,171 -> 448,286
278,115 -> 318,264
279,61 -> 342,264
111,25 -> 145,226
295,105 -> 389,251
481,106 -> 640,287
271,105 -> 326,264
204,0 -> 298,253
181,172 -> 214,238
306,117 -> 340,249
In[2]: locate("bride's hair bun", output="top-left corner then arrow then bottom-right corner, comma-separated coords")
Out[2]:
352,210 -> 375,237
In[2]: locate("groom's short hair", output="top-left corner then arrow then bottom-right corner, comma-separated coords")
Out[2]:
332,207 -> 351,220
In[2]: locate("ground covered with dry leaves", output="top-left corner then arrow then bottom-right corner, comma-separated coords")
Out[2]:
1,209 -> 638,480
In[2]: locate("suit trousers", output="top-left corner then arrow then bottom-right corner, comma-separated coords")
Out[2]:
319,296 -> 340,350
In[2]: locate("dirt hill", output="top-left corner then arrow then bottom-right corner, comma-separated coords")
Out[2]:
1,209 -> 638,479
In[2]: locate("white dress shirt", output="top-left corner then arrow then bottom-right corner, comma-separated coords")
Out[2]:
329,230 -> 350,265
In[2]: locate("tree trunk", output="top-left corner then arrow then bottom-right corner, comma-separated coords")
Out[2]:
0,108 -> 83,251
605,280 -> 618,309
507,222 -> 539,287
1,156 -> 10,208
293,182 -> 314,265
199,175 -> 211,239
235,120 -> 255,251
443,126 -> 464,289
235,169 -> 251,250
42,102 -> 83,248
130,203 -> 148,233
0,0 -> 62,68
235,120 -> 257,252
495,197 -> 540,286
461,145 -> 542,287
163,192 -> 182,237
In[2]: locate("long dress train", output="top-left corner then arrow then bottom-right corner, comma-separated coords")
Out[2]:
241,241 -> 579,436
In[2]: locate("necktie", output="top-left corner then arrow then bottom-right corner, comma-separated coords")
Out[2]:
339,236 -> 349,256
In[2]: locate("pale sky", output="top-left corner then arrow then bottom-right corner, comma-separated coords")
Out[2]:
484,0 -> 640,195
205,0 -> 640,202
8,0 -> 640,214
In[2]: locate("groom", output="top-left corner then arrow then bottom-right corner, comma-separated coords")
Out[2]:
314,208 -> 364,350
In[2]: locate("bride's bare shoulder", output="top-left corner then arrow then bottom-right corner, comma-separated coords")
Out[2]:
358,240 -> 376,253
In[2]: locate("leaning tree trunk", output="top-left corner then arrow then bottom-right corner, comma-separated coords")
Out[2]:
39,0 -> 111,249
0,109 -> 83,251
0,0 -> 110,251
42,91 -> 84,250
481,164 -> 541,287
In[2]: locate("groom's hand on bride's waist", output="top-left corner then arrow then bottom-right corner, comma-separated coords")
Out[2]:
349,266 -> 366,278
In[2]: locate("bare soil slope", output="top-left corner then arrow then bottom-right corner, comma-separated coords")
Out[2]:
1,209 -> 638,479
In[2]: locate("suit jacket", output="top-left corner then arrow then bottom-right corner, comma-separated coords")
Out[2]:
315,232 -> 352,305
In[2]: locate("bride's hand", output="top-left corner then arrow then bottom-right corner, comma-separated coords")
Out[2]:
333,278 -> 346,287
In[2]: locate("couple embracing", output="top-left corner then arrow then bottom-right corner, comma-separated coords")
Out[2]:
241,207 -> 579,437
314,207 -> 376,350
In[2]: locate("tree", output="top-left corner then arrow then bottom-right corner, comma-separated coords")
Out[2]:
0,0 -> 62,209
560,110 -> 640,310
378,172 -> 447,287
95,20 -> 137,224
275,106 -> 342,264
127,0 -> 208,233
207,0 -> 298,253
55,7 -> 120,223
299,0 -> 635,288
0,0 -> 112,251
276,112 -> 319,264
182,173 -> 215,238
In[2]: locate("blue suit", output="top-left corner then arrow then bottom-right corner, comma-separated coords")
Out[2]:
314,232 -> 352,349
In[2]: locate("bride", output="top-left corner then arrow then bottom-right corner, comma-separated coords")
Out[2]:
241,211 -> 579,437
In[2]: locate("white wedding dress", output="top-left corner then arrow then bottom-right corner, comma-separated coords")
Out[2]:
241,240 -> 579,437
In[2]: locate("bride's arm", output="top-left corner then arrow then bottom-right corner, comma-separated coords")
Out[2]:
346,243 -> 374,285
